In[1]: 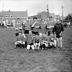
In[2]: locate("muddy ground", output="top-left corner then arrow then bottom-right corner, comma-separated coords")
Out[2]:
0,27 -> 71,72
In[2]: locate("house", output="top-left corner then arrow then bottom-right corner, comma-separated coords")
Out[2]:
0,10 -> 28,27
0,10 -> 28,18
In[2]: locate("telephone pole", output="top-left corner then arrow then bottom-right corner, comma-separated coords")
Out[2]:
62,5 -> 64,23
47,4 -> 49,19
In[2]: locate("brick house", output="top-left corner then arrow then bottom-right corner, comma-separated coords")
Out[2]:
0,10 -> 28,27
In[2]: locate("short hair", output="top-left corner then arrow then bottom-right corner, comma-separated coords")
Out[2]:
33,16 -> 37,20
48,31 -> 50,36
15,33 -> 19,36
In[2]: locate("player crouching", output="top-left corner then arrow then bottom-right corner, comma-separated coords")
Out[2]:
15,40 -> 27,48
27,42 -> 35,50
27,39 -> 40,50
49,38 -> 57,48
40,38 -> 57,49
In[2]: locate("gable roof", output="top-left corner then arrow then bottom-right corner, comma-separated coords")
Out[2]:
0,10 -> 28,18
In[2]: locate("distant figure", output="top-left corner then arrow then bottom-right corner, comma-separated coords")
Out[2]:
53,20 -> 64,48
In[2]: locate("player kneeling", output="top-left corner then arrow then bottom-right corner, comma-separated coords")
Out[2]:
40,40 -> 49,50
27,43 -> 35,50
34,40 -> 40,50
15,41 -> 27,48
49,38 -> 57,48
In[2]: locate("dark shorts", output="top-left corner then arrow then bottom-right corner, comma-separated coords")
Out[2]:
56,34 -> 62,38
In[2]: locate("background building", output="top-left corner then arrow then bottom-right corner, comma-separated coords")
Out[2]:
0,10 -> 28,18
0,10 -> 28,27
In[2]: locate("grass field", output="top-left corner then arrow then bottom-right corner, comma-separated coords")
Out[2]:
0,27 -> 71,72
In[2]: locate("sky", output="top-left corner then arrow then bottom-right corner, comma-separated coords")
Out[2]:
0,0 -> 72,16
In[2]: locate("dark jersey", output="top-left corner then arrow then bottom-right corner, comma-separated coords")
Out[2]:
53,23 -> 64,38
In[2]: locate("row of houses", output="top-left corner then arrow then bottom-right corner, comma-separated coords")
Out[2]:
0,10 -> 28,27
0,10 -> 61,20
0,10 -> 28,18
28,11 -> 61,27
0,10 -> 61,28
28,11 -> 61,22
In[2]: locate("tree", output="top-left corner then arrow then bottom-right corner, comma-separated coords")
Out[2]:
64,14 -> 72,23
